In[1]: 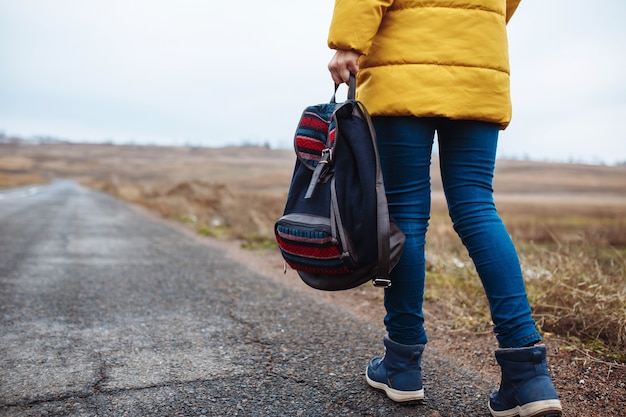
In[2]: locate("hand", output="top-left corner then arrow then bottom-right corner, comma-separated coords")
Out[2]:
328,49 -> 361,85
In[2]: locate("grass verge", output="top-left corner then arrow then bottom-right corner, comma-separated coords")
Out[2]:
424,210 -> 626,362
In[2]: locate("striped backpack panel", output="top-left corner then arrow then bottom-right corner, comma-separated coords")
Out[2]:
275,214 -> 351,275
294,103 -> 336,169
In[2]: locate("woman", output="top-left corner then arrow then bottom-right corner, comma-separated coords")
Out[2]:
327,1 -> 562,416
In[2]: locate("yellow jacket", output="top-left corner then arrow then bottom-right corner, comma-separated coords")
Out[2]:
328,0 -> 521,129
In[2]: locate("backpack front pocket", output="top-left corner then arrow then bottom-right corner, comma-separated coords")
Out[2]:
275,214 -> 350,275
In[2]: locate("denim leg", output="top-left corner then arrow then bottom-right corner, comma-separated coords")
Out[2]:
373,116 -> 434,346
437,120 -> 541,348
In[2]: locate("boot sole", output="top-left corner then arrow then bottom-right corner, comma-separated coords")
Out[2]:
488,398 -> 562,417
365,367 -> 424,403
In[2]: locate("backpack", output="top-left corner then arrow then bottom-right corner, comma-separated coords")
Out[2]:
274,76 -> 405,291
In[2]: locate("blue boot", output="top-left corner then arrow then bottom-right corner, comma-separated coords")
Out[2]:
489,345 -> 562,417
365,337 -> 425,402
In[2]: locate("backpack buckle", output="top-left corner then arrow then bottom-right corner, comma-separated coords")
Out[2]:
319,148 -> 332,164
305,148 -> 334,199
372,278 -> 392,288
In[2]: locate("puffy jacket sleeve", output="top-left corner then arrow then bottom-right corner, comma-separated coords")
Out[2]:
327,0 -> 395,54
506,0 -> 521,23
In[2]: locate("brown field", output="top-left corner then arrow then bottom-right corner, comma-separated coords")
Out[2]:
2,142 -> 626,362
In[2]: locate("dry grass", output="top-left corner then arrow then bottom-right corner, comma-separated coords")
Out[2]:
0,155 -> 48,187
1,142 -> 293,246
424,202 -> 626,361
2,142 -> 625,361
0,173 -> 48,188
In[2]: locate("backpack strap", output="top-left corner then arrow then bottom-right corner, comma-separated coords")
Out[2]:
329,74 -> 394,288
329,177 -> 351,260
357,101 -> 393,288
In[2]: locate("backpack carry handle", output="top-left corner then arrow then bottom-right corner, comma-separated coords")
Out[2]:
331,73 -> 357,103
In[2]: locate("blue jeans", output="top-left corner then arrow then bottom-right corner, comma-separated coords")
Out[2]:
374,116 -> 541,349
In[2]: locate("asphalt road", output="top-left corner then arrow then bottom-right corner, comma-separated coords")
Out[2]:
0,180 -> 494,416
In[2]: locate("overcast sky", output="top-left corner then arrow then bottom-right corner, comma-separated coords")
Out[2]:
1,1 -> 625,164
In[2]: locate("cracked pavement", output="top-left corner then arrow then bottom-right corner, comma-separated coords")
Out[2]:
1,181 -> 493,416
